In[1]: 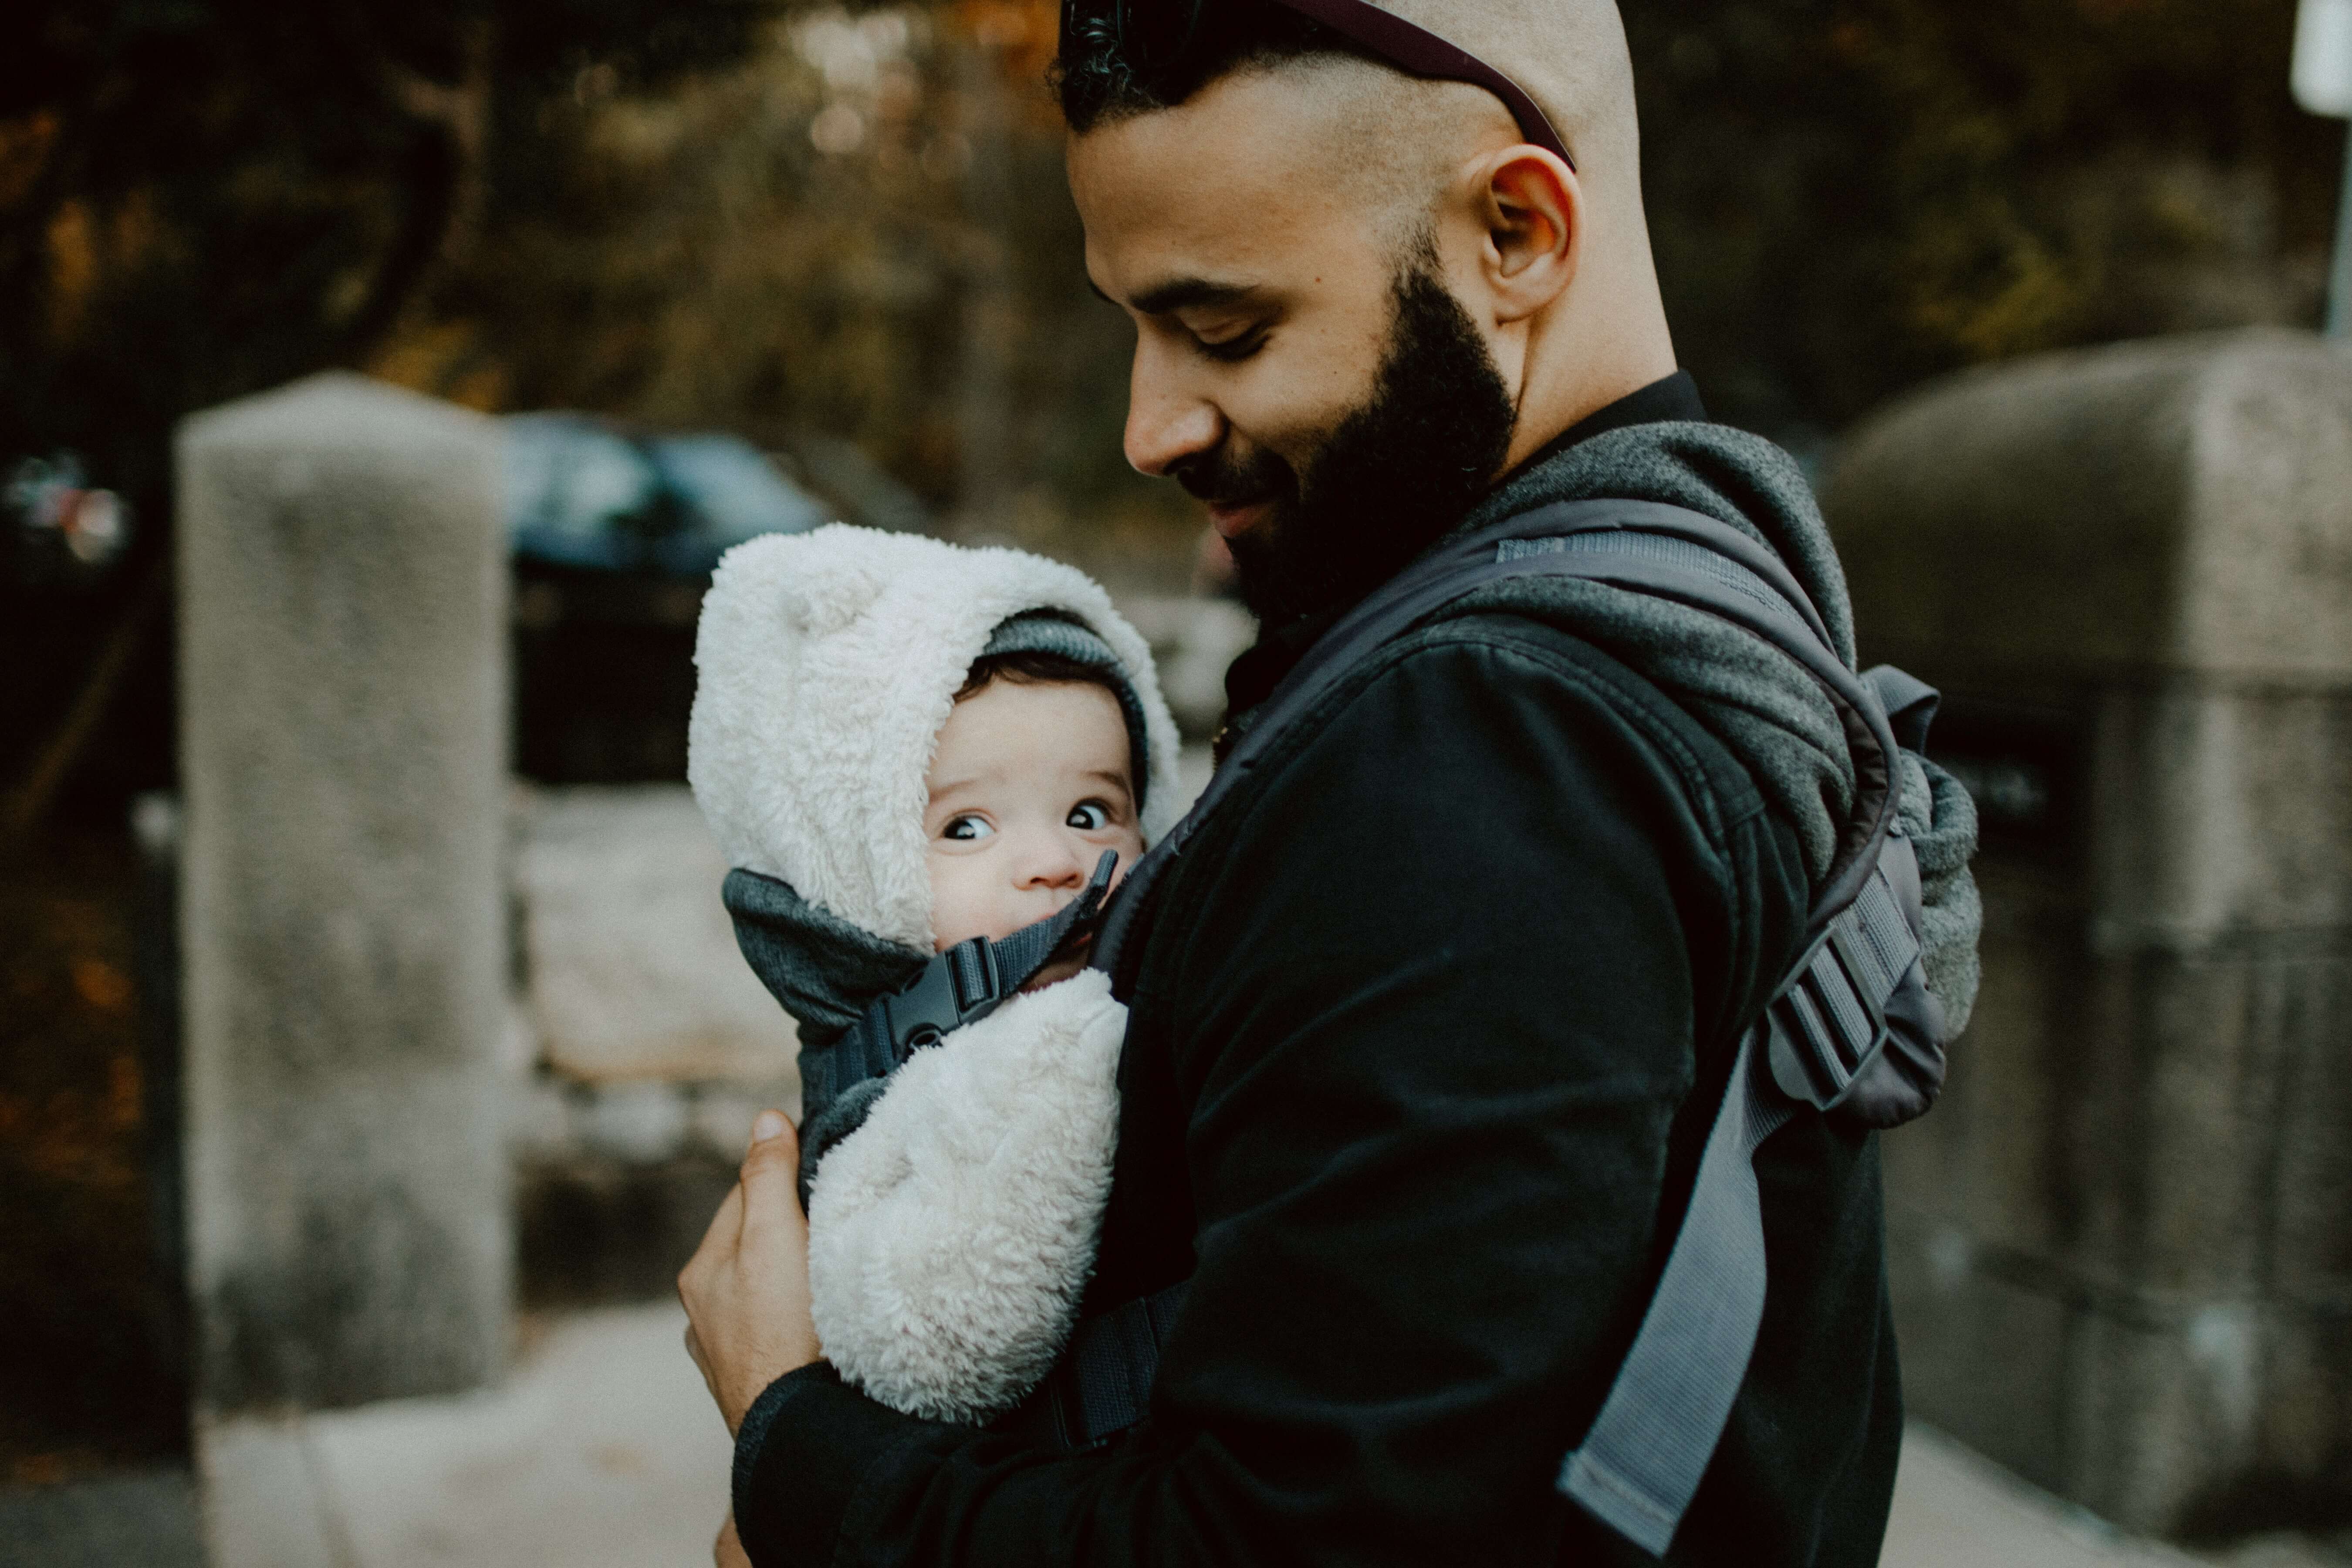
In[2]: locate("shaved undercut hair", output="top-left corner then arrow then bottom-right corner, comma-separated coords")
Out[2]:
1056,0 -> 1649,252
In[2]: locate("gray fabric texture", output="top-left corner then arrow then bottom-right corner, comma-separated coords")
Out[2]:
721,866 -> 930,1197
1902,753 -> 1982,1037
1442,419 -> 1981,1034
723,866 -> 927,1055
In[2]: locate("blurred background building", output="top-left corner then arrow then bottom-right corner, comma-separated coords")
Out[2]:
3,0 -> 2351,1562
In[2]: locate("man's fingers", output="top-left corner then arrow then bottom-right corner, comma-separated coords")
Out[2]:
737,1109 -> 803,1217
683,1111 -> 791,1294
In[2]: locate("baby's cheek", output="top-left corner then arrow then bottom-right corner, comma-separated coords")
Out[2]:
926,852 -> 992,951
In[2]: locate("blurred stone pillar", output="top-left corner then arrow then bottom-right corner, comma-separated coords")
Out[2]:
1823,328 -> 2352,1536
177,371 -> 510,1422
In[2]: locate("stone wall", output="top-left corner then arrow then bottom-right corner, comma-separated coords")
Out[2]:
1822,329 -> 2352,1535
506,784 -> 797,1302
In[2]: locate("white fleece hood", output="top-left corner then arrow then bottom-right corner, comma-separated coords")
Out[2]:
688,523 -> 1182,950
688,523 -> 1180,1425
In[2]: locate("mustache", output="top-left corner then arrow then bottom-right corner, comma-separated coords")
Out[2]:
1172,445 -> 1294,507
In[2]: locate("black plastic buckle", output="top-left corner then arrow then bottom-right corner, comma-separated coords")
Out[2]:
876,937 -> 1001,1062
1765,922 -> 1893,1111
857,849 -> 1118,1071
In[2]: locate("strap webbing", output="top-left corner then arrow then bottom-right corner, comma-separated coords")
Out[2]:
1034,1280 -> 1190,1450
1498,532 -> 1805,629
1557,1027 -> 1791,1555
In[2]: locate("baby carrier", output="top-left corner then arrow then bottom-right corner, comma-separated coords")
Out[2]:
830,498 -> 1960,1557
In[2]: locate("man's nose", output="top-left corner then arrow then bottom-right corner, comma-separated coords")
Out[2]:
1124,342 -> 1222,477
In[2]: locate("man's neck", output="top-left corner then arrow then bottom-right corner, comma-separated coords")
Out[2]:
1490,369 -> 1707,495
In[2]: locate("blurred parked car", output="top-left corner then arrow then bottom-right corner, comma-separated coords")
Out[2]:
504,416 -> 931,784
504,416 -> 826,577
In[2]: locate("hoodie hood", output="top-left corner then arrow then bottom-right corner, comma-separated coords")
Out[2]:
1449,419 -> 1860,881
1443,418 -> 1979,1031
689,524 -> 1183,956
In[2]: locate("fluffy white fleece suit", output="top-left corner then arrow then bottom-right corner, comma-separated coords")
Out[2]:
688,523 -> 1182,1425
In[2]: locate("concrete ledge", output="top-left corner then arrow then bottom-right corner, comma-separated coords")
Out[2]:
195,1305 -> 730,1568
1825,329 -> 2352,686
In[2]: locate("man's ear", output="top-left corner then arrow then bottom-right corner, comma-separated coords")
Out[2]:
1477,147 -> 1580,324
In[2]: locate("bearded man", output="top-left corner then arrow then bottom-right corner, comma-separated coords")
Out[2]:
681,2 -> 1957,1563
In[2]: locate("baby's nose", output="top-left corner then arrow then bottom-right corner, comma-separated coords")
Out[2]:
1016,837 -> 1089,890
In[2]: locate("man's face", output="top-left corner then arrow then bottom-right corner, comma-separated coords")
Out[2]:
1069,70 -> 1517,623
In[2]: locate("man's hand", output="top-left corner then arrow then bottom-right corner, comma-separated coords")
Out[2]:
716,1512 -> 752,1568
679,1110 -> 823,1435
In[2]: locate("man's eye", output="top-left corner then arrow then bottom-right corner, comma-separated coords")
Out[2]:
1196,330 -> 1264,364
1067,802 -> 1110,831
943,814 -> 994,841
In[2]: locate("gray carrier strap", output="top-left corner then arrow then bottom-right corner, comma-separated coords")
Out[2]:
1093,502 -> 1895,980
1558,858 -> 1920,1555
786,849 -> 1122,1206
1064,501 -> 1920,1554
1467,512 -> 1915,1551
1030,1280 -> 1190,1450
1558,1025 -> 1790,1552
841,848 -> 1121,1081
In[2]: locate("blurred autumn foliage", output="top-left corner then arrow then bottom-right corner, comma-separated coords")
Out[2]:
5,0 -> 2341,526
408,0 -> 1168,555
3,0 -> 2345,818
1628,0 -> 2341,440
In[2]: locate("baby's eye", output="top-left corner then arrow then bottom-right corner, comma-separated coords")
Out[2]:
942,814 -> 994,842
1067,802 -> 1111,831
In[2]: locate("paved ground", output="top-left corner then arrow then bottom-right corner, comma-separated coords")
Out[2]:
13,1298 -> 2350,1566
1886,1430 -> 2352,1568
197,1304 -> 732,1568
1881,1426 -> 2302,1568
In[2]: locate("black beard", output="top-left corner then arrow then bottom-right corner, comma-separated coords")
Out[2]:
1186,258 -> 1518,627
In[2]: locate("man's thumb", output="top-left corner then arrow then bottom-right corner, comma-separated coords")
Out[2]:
738,1108 -> 803,1220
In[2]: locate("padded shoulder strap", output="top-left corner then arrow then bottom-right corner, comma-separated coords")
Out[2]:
1094,500 -> 1896,986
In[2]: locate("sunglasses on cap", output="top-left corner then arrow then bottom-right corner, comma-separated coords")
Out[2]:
1060,0 -> 1574,172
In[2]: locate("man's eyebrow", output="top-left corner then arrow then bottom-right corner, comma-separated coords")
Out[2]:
1100,277 -> 1260,316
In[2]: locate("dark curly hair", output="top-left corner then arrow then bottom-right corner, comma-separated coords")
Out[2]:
1053,2 -> 1368,133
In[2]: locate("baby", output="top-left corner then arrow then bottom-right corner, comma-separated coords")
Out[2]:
688,524 -> 1180,1424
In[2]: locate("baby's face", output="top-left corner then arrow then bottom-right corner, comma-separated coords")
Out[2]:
924,677 -> 1144,979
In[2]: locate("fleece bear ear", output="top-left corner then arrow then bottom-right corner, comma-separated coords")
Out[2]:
777,540 -> 893,640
